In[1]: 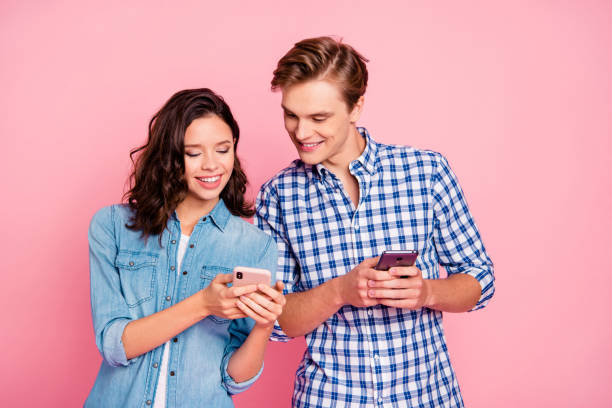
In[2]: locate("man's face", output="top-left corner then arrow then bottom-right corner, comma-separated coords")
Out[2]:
281,79 -> 362,167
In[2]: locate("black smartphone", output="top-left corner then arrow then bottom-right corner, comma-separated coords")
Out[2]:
374,250 -> 419,273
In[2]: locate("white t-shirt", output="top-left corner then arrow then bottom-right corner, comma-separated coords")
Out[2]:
153,234 -> 190,408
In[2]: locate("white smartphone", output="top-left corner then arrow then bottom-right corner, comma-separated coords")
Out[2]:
232,266 -> 272,287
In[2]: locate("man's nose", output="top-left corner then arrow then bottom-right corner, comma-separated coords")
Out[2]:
295,120 -> 312,141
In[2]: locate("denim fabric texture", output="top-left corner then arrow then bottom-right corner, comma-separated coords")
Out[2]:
85,199 -> 277,408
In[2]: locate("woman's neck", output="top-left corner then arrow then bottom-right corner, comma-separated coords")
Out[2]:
175,196 -> 219,235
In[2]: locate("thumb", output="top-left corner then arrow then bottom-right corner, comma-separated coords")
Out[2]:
275,281 -> 285,292
214,273 -> 234,284
363,256 -> 380,268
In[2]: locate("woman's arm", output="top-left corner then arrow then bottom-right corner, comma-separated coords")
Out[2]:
225,282 -> 285,382
122,274 -> 257,360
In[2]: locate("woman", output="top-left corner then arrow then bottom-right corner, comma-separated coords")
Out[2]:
85,88 -> 285,407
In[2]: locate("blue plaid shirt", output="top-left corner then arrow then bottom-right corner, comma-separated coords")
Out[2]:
255,128 -> 494,408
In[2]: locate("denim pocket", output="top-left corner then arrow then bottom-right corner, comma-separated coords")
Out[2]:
201,265 -> 232,325
115,251 -> 158,307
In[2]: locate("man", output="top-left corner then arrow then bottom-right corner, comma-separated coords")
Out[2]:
255,36 -> 494,408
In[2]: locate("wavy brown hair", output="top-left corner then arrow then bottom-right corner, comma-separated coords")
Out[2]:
124,88 -> 253,241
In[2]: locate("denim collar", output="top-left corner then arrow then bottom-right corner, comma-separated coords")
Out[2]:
171,198 -> 231,233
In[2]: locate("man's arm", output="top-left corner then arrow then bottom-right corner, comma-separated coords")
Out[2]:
277,257 -> 390,337
368,153 -> 494,312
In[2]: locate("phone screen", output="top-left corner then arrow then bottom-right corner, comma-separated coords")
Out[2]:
375,250 -> 418,271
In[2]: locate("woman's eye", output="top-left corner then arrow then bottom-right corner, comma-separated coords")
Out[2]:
217,149 -> 229,154
313,117 -> 326,123
185,152 -> 201,157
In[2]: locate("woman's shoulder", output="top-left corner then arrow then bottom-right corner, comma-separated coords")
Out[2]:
226,216 -> 274,244
90,204 -> 132,226
89,204 -> 137,240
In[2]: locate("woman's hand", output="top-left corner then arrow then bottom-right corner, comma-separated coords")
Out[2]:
201,273 -> 258,320
235,281 -> 286,327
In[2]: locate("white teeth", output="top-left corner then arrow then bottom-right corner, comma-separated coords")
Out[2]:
303,142 -> 321,147
198,176 -> 220,182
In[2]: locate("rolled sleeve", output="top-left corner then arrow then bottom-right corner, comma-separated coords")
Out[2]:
88,206 -> 134,366
220,318 -> 263,395
255,184 -> 301,342
221,352 -> 264,395
431,154 -> 495,311
101,318 -> 132,367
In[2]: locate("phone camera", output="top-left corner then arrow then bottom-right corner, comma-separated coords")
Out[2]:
236,272 -> 243,279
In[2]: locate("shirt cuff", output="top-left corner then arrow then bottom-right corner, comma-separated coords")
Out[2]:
458,267 -> 495,312
102,318 -> 134,367
221,353 -> 264,395
270,320 -> 292,342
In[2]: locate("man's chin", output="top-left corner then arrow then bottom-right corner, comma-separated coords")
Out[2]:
298,153 -> 323,165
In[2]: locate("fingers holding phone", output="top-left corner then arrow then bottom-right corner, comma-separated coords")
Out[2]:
232,267 -> 286,327
368,250 -> 431,310
201,273 -> 255,320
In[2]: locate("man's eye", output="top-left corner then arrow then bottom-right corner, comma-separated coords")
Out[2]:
185,152 -> 201,157
313,117 -> 326,123
284,112 -> 297,118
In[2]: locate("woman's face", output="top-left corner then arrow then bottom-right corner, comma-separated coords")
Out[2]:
182,115 -> 235,211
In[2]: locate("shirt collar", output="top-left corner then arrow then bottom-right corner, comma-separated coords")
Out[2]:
352,127 -> 378,175
171,198 -> 231,233
314,126 -> 378,178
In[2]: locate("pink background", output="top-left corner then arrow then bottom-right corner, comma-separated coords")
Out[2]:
1,1 -> 611,406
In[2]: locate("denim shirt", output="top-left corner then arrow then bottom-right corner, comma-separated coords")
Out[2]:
85,200 -> 277,408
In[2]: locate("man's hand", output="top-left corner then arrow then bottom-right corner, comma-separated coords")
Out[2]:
336,257 -> 393,308
367,266 -> 433,310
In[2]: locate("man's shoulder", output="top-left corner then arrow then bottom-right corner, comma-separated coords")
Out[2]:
259,159 -> 310,195
375,142 -> 446,172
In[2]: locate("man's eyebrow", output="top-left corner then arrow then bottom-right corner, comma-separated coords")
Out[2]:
281,105 -> 332,116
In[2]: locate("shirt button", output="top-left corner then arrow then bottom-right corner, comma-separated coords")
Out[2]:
189,244 -> 194,248
153,363 -> 158,368
146,401 -> 152,405
170,266 -> 175,271
368,309 -> 373,316
129,261 -> 134,266
165,296 -> 171,301
170,371 -> 175,376
374,354 -> 380,360
171,239 -> 176,244
173,337 -> 178,343
202,217 -> 207,222
182,271 -> 187,275
378,397 -> 383,403
354,224 -> 360,230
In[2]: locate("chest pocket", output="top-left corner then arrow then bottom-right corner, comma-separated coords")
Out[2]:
201,265 -> 232,325
115,251 -> 158,307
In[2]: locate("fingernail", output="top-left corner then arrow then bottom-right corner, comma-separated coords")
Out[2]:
368,280 -> 374,287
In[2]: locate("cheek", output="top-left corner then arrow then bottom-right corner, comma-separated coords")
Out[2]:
222,154 -> 235,175
284,118 -> 297,132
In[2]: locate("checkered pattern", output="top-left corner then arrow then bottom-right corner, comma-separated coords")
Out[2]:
255,128 -> 494,408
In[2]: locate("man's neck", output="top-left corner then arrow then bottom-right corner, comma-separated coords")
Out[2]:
322,126 -> 366,177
